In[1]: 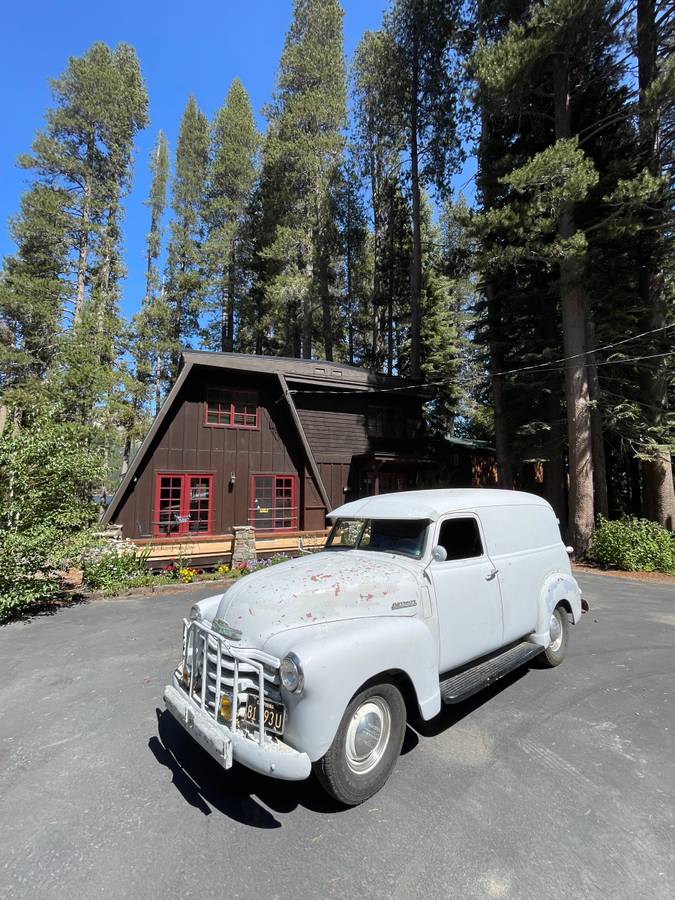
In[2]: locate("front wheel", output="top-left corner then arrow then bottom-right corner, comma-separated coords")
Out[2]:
314,682 -> 406,806
538,605 -> 569,668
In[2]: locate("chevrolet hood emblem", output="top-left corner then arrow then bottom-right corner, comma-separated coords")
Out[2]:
211,618 -> 242,641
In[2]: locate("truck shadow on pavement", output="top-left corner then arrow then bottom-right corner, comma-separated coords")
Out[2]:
149,708 -> 340,827
148,666 -> 530,828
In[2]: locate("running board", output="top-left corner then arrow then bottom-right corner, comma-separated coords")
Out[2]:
440,641 -> 543,704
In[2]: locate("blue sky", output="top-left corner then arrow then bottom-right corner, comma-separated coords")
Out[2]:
1,0 -> 473,323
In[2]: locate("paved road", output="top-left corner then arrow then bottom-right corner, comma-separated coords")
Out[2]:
0,574 -> 673,900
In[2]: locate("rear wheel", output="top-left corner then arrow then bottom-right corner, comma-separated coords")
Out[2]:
538,605 -> 569,668
314,682 -> 406,806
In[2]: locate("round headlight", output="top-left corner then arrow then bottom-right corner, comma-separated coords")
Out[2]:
280,653 -> 304,694
189,604 -> 203,622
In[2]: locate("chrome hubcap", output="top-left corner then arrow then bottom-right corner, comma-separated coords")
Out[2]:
549,611 -> 563,653
345,697 -> 391,775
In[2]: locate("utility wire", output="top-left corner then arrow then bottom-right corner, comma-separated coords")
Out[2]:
288,344 -> 675,397
495,322 -> 675,377
507,350 -> 675,378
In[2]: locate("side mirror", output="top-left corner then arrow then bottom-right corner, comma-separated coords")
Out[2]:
431,545 -> 447,563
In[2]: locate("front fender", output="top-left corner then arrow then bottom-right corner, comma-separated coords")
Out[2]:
531,572 -> 583,646
264,617 -> 441,762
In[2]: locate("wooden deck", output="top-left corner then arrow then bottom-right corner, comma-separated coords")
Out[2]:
133,529 -> 329,566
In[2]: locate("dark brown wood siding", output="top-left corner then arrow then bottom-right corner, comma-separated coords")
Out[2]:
114,369 -> 305,539
109,359 -> 492,541
294,392 -> 425,462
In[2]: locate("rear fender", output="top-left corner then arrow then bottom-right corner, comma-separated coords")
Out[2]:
265,617 -> 440,762
530,573 -> 583,646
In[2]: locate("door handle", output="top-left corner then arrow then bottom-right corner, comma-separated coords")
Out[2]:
485,568 -> 499,581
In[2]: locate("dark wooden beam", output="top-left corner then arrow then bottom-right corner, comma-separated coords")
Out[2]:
277,372 -> 333,513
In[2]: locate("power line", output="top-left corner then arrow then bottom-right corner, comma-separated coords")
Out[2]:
505,350 -> 675,379
495,322 -> 675,377
287,328 -> 675,397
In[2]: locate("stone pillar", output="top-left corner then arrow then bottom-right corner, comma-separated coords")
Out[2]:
231,526 -> 256,566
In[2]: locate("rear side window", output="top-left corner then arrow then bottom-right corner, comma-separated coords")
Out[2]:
437,518 -> 483,561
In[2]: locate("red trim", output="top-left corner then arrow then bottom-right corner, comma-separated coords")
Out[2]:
153,473 -> 214,539
204,387 -> 259,430
249,473 -> 298,531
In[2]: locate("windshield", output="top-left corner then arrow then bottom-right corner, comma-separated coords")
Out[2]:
325,518 -> 429,560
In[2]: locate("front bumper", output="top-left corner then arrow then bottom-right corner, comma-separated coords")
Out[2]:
164,678 -> 311,781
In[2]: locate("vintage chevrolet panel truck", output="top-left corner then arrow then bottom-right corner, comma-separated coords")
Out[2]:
163,489 -> 585,805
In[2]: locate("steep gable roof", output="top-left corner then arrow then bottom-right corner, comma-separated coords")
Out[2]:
181,350 -> 432,394
101,351 -> 430,527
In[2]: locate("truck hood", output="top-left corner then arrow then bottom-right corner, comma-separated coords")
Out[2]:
213,550 -> 421,650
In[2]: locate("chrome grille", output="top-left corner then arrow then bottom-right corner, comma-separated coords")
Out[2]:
180,619 -> 281,746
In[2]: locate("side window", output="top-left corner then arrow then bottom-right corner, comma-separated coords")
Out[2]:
437,517 -> 483,561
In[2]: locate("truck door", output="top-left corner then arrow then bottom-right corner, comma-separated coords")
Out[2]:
429,514 -> 504,673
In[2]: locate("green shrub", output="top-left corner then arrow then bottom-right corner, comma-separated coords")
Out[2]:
0,407 -> 103,621
590,516 -> 675,573
82,543 -> 150,591
0,531 -> 63,622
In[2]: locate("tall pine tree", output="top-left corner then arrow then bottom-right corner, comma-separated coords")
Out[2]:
261,0 -> 346,359
165,96 -> 209,375
204,79 -> 259,353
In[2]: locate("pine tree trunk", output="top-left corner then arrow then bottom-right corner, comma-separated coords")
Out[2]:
478,79 -> 514,489
121,432 -> 132,476
485,284 -> 513,489
554,55 -> 595,555
369,132 -> 386,372
227,243 -> 236,352
302,291 -> 312,359
387,189 -> 395,376
544,391 -> 566,523
74,139 -> 94,324
145,206 -> 158,305
154,354 -> 162,415
346,212 -> 354,365
319,238 -> 333,361
171,261 -> 184,377
586,311 -> 609,518
220,253 -> 235,354
540,309 -> 565,519
636,0 -> 675,529
220,282 -> 228,353
409,41 -> 422,381
302,233 -> 313,359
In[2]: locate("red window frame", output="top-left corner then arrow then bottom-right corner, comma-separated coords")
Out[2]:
204,388 -> 259,429
249,474 -> 298,532
153,473 -> 214,539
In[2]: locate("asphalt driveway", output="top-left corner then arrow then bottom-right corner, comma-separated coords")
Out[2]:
0,573 -> 673,900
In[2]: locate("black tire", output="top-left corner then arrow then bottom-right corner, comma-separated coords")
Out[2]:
314,682 -> 406,806
538,605 -> 569,668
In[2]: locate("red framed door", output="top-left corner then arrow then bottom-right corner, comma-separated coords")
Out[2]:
249,474 -> 297,531
154,474 -> 213,538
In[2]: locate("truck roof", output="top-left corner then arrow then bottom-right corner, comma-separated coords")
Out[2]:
328,489 -> 551,522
